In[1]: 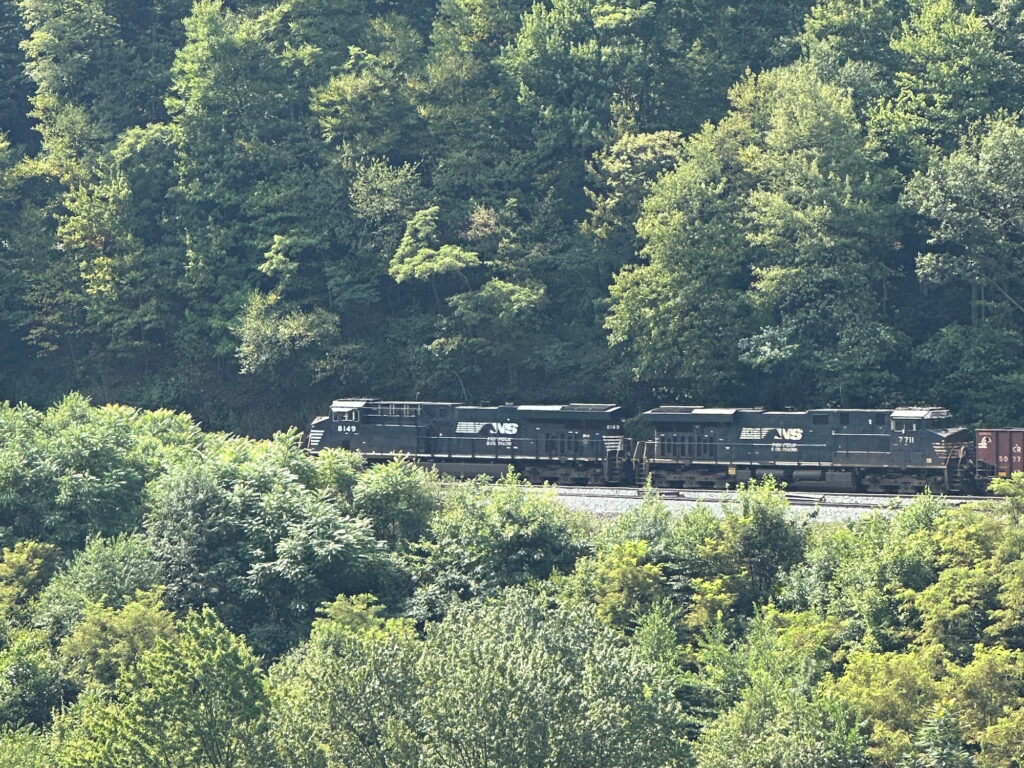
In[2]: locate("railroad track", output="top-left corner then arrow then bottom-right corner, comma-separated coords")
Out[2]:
550,485 -> 991,512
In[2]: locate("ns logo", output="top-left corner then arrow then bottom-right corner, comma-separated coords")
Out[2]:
777,428 -> 803,441
455,421 -> 520,435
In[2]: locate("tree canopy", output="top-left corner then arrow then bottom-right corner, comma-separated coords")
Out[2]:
3,0 -> 1023,427
2,401 -> 1024,765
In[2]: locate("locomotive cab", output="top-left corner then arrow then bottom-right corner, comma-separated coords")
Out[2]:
306,399 -> 367,453
305,400 -> 365,452
881,407 -> 973,493
890,406 -> 953,435
888,407 -> 971,449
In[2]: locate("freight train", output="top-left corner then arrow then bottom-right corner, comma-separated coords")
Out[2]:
305,398 -> 1024,494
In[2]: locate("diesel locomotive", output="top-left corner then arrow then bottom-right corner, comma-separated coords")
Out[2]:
635,405 -> 972,494
307,399 -> 629,486
306,398 -> 1019,494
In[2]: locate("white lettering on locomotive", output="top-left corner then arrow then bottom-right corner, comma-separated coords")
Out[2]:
455,421 -> 519,435
741,427 -> 803,441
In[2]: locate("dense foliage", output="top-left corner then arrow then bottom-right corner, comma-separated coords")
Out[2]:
2,399 -> 1024,766
2,0 -> 1024,428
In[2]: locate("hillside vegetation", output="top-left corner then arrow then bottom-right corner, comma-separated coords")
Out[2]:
3,0 -> 1024,428
1,398 -> 1024,766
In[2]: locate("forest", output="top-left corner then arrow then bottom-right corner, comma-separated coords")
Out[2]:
4,397 -> 1024,766
7,1 -> 1024,765
3,0 -> 1024,431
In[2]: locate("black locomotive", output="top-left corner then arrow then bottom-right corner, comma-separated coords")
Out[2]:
307,399 -> 985,493
636,405 -> 972,494
307,399 -> 630,485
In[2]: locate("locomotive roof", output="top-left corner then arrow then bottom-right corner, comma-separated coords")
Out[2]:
330,399 -> 369,411
642,405 -> 955,423
330,398 -> 460,412
517,403 -> 620,413
641,406 -> 764,423
331,399 -> 951,421
891,407 -> 951,420
329,399 -> 619,415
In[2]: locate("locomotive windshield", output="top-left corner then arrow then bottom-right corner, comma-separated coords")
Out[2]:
891,419 -> 918,432
330,399 -> 366,422
890,407 -> 952,432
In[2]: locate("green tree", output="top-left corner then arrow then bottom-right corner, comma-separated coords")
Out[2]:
563,539 -> 666,630
583,130 -> 684,263
902,701 -> 975,768
310,448 -> 366,502
352,459 -> 439,548
905,116 -> 1024,333
417,589 -> 690,768
0,397 -> 155,550
800,0 -> 911,110
17,0 -> 189,167
835,644 -> 947,763
696,686 -> 869,768
0,725 -> 56,768
32,534 -> 162,640
232,291 -> 339,379
0,0 -> 34,149
163,0 -> 373,415
57,124 -> 185,366
609,63 -> 901,406
268,595 -> 421,768
57,589 -> 174,690
869,0 -> 1021,169
0,629 -> 66,728
145,434 -> 381,656
407,472 -> 590,620
312,38 -> 424,165
687,479 -> 806,630
55,608 -> 271,768
416,0 -> 534,205
389,206 -> 480,289
912,322 -> 1024,425
0,541 -> 59,631
606,115 -> 756,402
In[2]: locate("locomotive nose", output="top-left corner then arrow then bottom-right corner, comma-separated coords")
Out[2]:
305,415 -> 330,452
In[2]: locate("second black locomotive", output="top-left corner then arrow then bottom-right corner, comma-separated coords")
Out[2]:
636,405 -> 972,494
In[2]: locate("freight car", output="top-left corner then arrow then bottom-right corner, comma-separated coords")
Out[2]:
306,399 -> 1009,494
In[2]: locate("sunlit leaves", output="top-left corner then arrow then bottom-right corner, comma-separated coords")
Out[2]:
389,207 -> 480,284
